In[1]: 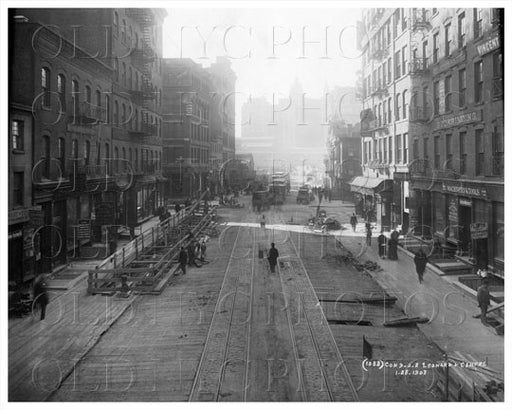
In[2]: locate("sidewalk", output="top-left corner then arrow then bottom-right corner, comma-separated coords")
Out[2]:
340,235 -> 504,377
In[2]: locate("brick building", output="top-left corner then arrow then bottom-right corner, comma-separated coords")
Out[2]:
357,8 -> 504,278
9,8 -> 167,277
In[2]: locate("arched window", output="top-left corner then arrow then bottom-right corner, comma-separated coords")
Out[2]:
122,62 -> 126,85
114,101 -> 119,125
72,79 -> 79,120
122,104 -> 126,126
96,142 -> 101,166
96,90 -> 101,107
71,139 -> 78,159
396,93 -> 401,120
113,12 -> 119,36
114,146 -> 119,173
41,67 -> 51,107
122,19 -> 126,42
105,95 -> 111,123
57,137 -> 65,175
85,85 -> 91,104
122,147 -> 126,171
57,74 -> 66,111
105,143 -> 110,174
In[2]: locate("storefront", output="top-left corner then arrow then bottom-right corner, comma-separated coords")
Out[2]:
350,176 -> 393,228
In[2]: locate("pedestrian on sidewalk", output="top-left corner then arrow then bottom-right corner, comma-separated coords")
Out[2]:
387,230 -> 399,260
267,242 -> 279,273
377,231 -> 387,258
32,274 -> 49,321
365,222 -> 373,246
414,249 -> 428,284
350,213 -> 358,232
178,246 -> 188,275
187,240 -> 196,267
477,278 -> 491,326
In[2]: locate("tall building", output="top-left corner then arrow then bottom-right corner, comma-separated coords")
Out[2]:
162,58 -> 214,197
9,8 -> 167,277
357,8 -> 503,278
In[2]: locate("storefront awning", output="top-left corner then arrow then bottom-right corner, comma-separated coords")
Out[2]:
350,176 -> 393,195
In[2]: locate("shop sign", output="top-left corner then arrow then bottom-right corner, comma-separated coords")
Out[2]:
77,219 -> 91,240
442,183 -> 487,199
9,209 -> 29,225
435,110 -> 482,130
476,34 -> 500,56
459,198 -> 472,207
8,230 -> 23,240
448,198 -> 458,223
470,222 -> 488,239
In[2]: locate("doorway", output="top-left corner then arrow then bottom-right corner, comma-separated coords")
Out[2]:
459,205 -> 472,252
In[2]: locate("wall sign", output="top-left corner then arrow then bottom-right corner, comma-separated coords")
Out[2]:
476,34 -> 500,56
470,222 -> 488,239
442,183 -> 488,199
435,110 -> 482,130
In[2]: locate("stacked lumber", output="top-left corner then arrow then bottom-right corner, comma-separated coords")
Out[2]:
435,351 -> 503,401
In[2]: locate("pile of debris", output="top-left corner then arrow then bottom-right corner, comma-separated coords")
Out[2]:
353,260 -> 382,272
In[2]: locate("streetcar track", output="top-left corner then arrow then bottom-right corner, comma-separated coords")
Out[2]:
188,225 -> 243,401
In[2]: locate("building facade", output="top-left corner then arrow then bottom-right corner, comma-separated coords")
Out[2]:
9,8 -> 167,278
358,8 -> 504,278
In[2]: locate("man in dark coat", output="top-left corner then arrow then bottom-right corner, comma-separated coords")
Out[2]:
477,278 -> 491,326
175,203 -> 181,214
365,222 -> 373,245
377,232 -> 387,258
178,246 -> 188,275
32,275 -> 49,320
414,249 -> 428,284
187,241 -> 196,266
268,242 -> 279,273
350,213 -> 358,232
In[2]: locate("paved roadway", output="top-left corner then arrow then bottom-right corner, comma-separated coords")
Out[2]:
8,193 -> 502,402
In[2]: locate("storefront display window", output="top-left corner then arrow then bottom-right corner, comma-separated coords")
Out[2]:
493,202 -> 504,262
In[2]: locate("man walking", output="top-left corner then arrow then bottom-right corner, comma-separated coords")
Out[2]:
414,249 -> 428,284
477,278 -> 491,326
365,222 -> 373,246
377,231 -> 386,258
350,213 -> 358,232
267,242 -> 279,273
178,246 -> 188,275
32,274 -> 48,320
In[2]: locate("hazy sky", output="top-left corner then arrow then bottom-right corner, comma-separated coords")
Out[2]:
162,7 -> 362,101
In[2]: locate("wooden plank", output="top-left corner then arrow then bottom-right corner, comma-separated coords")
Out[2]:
472,302 -> 504,318
383,316 -> 429,327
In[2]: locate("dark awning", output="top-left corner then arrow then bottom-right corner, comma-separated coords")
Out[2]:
350,176 -> 393,195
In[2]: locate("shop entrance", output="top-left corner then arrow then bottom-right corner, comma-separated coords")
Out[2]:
459,205 -> 472,252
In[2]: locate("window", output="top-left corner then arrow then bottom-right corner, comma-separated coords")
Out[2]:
95,90 -> 101,108
402,90 -> 408,119
129,67 -> 132,88
433,32 -> 439,63
422,39 -> 428,60
105,95 -> 111,123
383,138 -> 387,163
84,140 -> 90,165
433,81 -> 440,115
42,136 -> 50,179
444,76 -> 452,112
395,51 -> 401,78
122,62 -> 126,85
72,139 -> 78,159
41,67 -> 51,107
395,134 -> 402,163
11,120 -> 24,151
122,19 -> 126,42
113,58 -> 119,82
475,129 -> 484,175
57,74 -> 66,111
446,134 -> 453,169
402,45 -> 407,75
113,12 -> 119,36
474,61 -> 483,103
403,133 -> 408,163
378,103 -> 382,125
493,202 -> 504,262
383,102 -> 387,124
12,172 -> 24,207
388,137 -> 393,163
129,148 -> 133,170
459,131 -> 467,174
458,69 -> 466,107
382,61 -> 386,85
401,8 -> 407,30
122,104 -> 126,127
114,101 -> 119,125
387,98 -> 392,123
492,124 -> 504,176
134,149 -> 138,171
96,142 -> 101,166
434,136 -> 440,169
458,12 -> 466,48
71,80 -> 80,120
492,51 -> 503,98
413,138 -> 419,160
387,57 -> 392,83
122,147 -> 126,171
423,137 -> 429,159
444,23 -> 452,57
58,137 -> 66,174
114,146 -> 119,173
473,9 -> 483,38
395,93 -> 401,120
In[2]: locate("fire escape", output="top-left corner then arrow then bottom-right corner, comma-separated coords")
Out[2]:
127,9 -> 158,141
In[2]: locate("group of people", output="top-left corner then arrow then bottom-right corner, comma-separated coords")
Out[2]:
312,186 -> 332,203
178,235 -> 209,275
